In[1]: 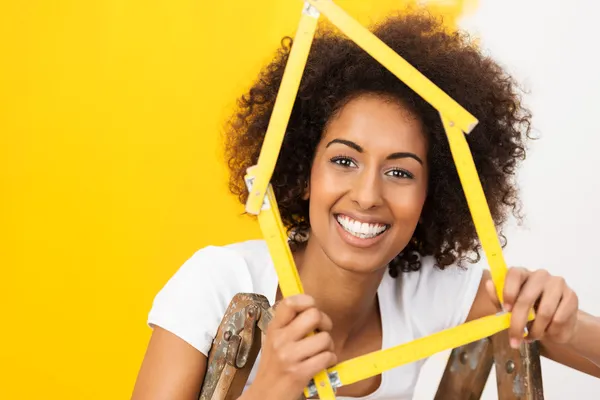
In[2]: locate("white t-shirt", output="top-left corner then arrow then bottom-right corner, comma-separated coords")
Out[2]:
148,239 -> 484,399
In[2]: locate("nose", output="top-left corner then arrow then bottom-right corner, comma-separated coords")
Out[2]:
349,168 -> 383,210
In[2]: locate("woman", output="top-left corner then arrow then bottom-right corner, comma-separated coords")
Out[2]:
132,10 -> 600,400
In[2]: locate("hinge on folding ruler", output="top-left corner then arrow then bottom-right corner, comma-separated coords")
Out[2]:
305,370 -> 342,397
244,166 -> 270,214
302,2 -> 320,18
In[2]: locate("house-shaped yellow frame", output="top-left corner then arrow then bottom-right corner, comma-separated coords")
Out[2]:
242,1 -> 534,398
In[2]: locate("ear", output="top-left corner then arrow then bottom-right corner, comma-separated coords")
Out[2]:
301,180 -> 310,200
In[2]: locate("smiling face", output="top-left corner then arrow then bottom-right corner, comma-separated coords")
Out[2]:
306,93 -> 428,274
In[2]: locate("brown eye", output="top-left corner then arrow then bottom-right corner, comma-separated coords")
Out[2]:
330,156 -> 356,168
386,168 -> 414,179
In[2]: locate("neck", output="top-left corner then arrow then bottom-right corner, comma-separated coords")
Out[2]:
292,237 -> 386,349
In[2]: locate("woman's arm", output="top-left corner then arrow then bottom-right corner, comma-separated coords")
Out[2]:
132,295 -> 338,400
131,326 -> 207,400
467,269 -> 600,378
539,311 -> 600,376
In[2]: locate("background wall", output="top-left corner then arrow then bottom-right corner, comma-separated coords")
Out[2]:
417,1 -> 600,398
0,0 -> 597,399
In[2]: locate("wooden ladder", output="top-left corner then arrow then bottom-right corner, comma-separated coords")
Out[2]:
198,293 -> 544,400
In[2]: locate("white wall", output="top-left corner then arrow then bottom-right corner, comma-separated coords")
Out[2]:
415,0 -> 600,398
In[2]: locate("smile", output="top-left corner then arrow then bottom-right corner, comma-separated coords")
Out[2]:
335,214 -> 389,239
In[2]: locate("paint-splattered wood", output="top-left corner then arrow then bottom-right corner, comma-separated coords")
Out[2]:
491,330 -> 544,400
435,337 -> 494,400
199,293 -> 270,400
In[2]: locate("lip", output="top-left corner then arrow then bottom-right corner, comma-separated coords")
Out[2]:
333,214 -> 389,249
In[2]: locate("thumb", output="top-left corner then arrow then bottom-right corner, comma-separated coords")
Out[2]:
485,278 -> 502,310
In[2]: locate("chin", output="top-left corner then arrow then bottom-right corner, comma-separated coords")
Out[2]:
327,252 -> 386,275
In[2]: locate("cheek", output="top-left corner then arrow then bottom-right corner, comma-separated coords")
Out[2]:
308,164 -> 340,210
386,185 -> 427,222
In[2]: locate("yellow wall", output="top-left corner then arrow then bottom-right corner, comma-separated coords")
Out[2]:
0,1 -> 475,398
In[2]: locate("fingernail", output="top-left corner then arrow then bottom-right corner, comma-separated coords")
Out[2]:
504,304 -> 512,312
510,338 -> 520,349
285,295 -> 300,305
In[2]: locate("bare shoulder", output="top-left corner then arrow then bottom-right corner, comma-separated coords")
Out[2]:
132,326 -> 207,400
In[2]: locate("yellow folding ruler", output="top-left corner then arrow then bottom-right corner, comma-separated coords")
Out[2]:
243,1 -> 534,398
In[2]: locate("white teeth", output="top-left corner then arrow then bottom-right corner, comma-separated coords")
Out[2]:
336,215 -> 388,239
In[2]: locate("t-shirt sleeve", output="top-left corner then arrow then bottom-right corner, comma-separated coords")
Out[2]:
404,261 -> 484,337
147,245 -> 254,355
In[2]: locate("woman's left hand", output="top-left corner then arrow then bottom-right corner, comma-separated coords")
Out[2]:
485,267 -> 580,349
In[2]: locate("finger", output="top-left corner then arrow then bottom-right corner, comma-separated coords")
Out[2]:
485,278 -> 502,310
285,307 -> 330,341
290,331 -> 335,362
297,351 -> 338,383
317,311 -> 333,332
270,294 -> 316,330
547,288 -> 579,342
503,267 -> 528,311
509,271 -> 548,347
527,279 -> 564,340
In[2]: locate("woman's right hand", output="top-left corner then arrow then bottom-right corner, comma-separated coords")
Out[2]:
242,294 -> 337,400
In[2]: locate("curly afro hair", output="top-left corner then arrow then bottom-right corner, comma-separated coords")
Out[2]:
224,9 -> 532,277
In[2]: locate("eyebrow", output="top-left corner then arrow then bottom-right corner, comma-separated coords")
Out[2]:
326,138 -> 423,165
